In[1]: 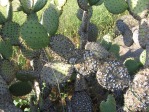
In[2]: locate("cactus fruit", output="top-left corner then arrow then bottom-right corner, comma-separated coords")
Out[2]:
85,42 -> 109,59
104,0 -> 128,14
138,18 -> 149,49
77,0 -> 89,11
9,81 -> 32,96
88,0 -> 100,6
49,35 -> 75,61
124,68 -> 149,112
20,19 -> 49,50
0,60 -> 17,84
140,50 -> 146,65
71,91 -> 93,112
100,94 -> 116,112
0,39 -> 13,59
127,0 -> 149,19
116,19 -> 134,47
16,70 -> 37,82
76,7 -> 93,21
0,75 -> 13,103
2,21 -> 20,45
96,60 -> 130,92
40,4 -> 59,36
33,0 -> 47,12
40,61 -> 73,86
88,23 -> 99,42
124,58 -> 141,75
75,74 -> 87,92
74,51 -> 99,77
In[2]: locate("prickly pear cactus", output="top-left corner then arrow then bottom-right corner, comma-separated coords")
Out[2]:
124,68 -> 149,112
9,81 -> 32,96
0,60 -> 17,84
32,0 -> 47,12
127,0 -> 149,19
88,0 -> 100,6
1,21 -> 20,45
19,0 -> 33,14
71,91 -> 93,112
100,94 -> 116,112
104,0 -> 128,14
140,50 -> 146,65
20,19 -> 49,50
77,0 -> 89,11
40,4 -> 59,36
96,60 -> 130,92
0,5 -> 7,24
40,61 -> 73,86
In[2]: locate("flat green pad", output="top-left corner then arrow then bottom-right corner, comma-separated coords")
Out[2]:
77,0 -> 89,11
104,0 -> 128,14
19,0 -> 33,14
33,0 -> 47,12
0,5 -> 7,24
2,21 -> 20,45
9,81 -> 32,96
20,19 -> 49,50
88,0 -> 100,6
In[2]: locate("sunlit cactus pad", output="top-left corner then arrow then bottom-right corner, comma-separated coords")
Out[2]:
2,21 -> 20,45
0,60 -> 17,84
40,61 -> 73,86
9,81 -> 32,96
104,0 -> 128,14
96,60 -> 130,92
20,19 -> 49,50
124,68 -> 149,112
71,91 -> 93,112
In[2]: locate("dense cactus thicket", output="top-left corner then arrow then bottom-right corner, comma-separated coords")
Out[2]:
0,0 -> 149,112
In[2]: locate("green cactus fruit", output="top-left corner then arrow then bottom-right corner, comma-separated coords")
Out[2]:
109,44 -> 120,59
140,50 -> 146,65
9,81 -> 32,96
85,42 -> 109,59
2,21 -> 20,45
100,94 -> 116,112
20,19 -> 49,50
124,68 -> 149,112
76,7 -> 93,21
124,58 -> 142,75
19,0 -> 33,14
96,59 -> 130,92
0,39 -> 13,59
88,23 -> 99,42
54,0 -> 67,9
0,60 -> 17,84
100,34 -> 113,50
16,70 -> 37,82
49,34 -> 75,61
0,102 -> 23,112
40,4 -> 59,36
127,0 -> 149,18
77,0 -> 89,11
33,0 -> 47,12
75,74 -> 87,92
95,0 -> 104,6
40,61 -> 73,86
0,75 -> 13,103
104,0 -> 128,14
88,0 -> 100,6
20,44 -> 40,60
138,18 -> 149,49
0,5 -> 7,24
71,91 -> 93,112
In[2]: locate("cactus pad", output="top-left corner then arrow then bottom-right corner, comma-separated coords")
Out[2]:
40,61 -> 73,86
40,4 -> 59,36
124,68 -> 149,112
88,0 -> 100,6
20,19 -> 49,50
9,81 -> 32,96
0,60 -> 17,84
33,0 -> 47,12
96,60 -> 130,92
0,6 -> 6,24
104,0 -> 128,14
77,0 -> 89,11
85,42 -> 109,59
2,21 -> 20,45
71,91 -> 93,112
49,35 -> 75,61
140,50 -> 146,65
19,0 -> 33,14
